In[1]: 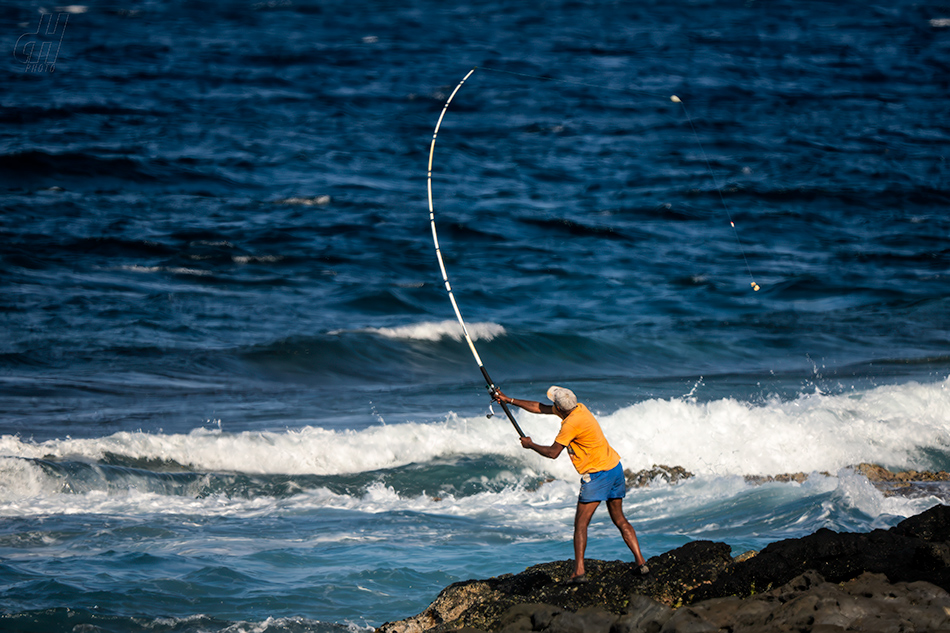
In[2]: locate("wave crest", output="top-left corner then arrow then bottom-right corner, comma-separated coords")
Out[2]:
338,320 -> 506,342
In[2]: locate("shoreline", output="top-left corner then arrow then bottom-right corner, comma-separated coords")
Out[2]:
626,462 -> 950,500
379,466 -> 950,633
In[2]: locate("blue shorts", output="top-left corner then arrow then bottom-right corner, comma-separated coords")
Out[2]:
578,462 -> 626,503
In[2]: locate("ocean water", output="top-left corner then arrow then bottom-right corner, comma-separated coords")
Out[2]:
2,0 -> 949,631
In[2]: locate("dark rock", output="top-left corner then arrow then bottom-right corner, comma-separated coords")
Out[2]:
544,606 -> 617,633
608,595 -> 673,633
377,542 -> 732,633
497,604 -> 545,633
529,605 -> 563,631
378,504 -> 950,633
447,572 -> 950,632
892,502 -> 950,542
730,570 -> 950,633
687,504 -> 950,603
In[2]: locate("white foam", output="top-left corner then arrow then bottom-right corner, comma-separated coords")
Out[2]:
1,378 -> 947,523
166,267 -> 212,276
117,265 -> 211,276
829,467 -> 935,525
0,456 -> 57,500
274,195 -> 331,206
0,415 -> 526,477
233,255 -> 282,264
597,376 -> 950,477
122,265 -> 162,273
190,240 -> 234,248
337,320 -> 506,342
2,378 -> 948,481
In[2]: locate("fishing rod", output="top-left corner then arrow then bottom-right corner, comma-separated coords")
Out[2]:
425,67 -> 760,438
426,67 -> 526,438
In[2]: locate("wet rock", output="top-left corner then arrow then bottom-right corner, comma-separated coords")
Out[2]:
624,465 -> 694,488
378,504 -> 950,633
855,462 -> 950,483
742,463 -> 950,501
608,595 -> 673,633
543,606 -> 618,633
469,571 -> 950,633
377,542 -> 732,633
687,503 -> 950,603
743,472 -> 814,485
892,502 -> 950,542
402,570 -> 950,632
619,462 -> 950,500
855,463 -> 950,501
672,570 -> 950,633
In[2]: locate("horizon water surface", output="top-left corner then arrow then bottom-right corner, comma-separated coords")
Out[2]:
1,0 -> 949,631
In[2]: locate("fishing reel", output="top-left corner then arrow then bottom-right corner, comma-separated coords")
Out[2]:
486,385 -> 499,418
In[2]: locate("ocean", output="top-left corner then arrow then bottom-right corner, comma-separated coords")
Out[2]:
1,0 -> 949,631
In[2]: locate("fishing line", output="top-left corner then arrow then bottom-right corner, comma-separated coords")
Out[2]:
672,94 -> 760,292
478,65 -> 761,292
425,67 -> 760,437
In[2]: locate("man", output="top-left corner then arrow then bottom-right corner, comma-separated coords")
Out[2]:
492,385 -> 649,582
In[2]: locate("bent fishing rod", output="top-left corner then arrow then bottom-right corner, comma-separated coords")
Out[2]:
426,67 -> 526,438
426,67 -> 761,438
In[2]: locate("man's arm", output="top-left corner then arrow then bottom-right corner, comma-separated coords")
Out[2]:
490,389 -> 564,459
492,388 -> 556,415
520,436 -> 565,459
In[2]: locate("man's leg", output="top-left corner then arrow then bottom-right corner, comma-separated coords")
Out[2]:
572,500 -> 600,578
606,498 -> 647,567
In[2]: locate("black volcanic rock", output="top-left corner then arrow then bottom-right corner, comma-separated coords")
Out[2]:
377,504 -> 950,633
377,541 -> 733,633
687,503 -> 950,603
660,570 -> 950,633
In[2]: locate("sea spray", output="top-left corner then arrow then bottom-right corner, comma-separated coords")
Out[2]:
3,378 -> 948,482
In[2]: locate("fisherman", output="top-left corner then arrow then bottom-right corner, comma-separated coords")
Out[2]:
492,385 -> 649,582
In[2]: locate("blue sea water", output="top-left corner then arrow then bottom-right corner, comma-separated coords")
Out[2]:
1,0 -> 949,631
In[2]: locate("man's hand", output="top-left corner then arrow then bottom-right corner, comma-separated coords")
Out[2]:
520,436 -> 533,449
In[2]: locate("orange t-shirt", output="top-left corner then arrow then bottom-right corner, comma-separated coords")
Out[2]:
554,403 -> 621,475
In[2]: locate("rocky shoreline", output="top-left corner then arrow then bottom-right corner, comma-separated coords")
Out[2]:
378,467 -> 950,633
626,462 -> 950,500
